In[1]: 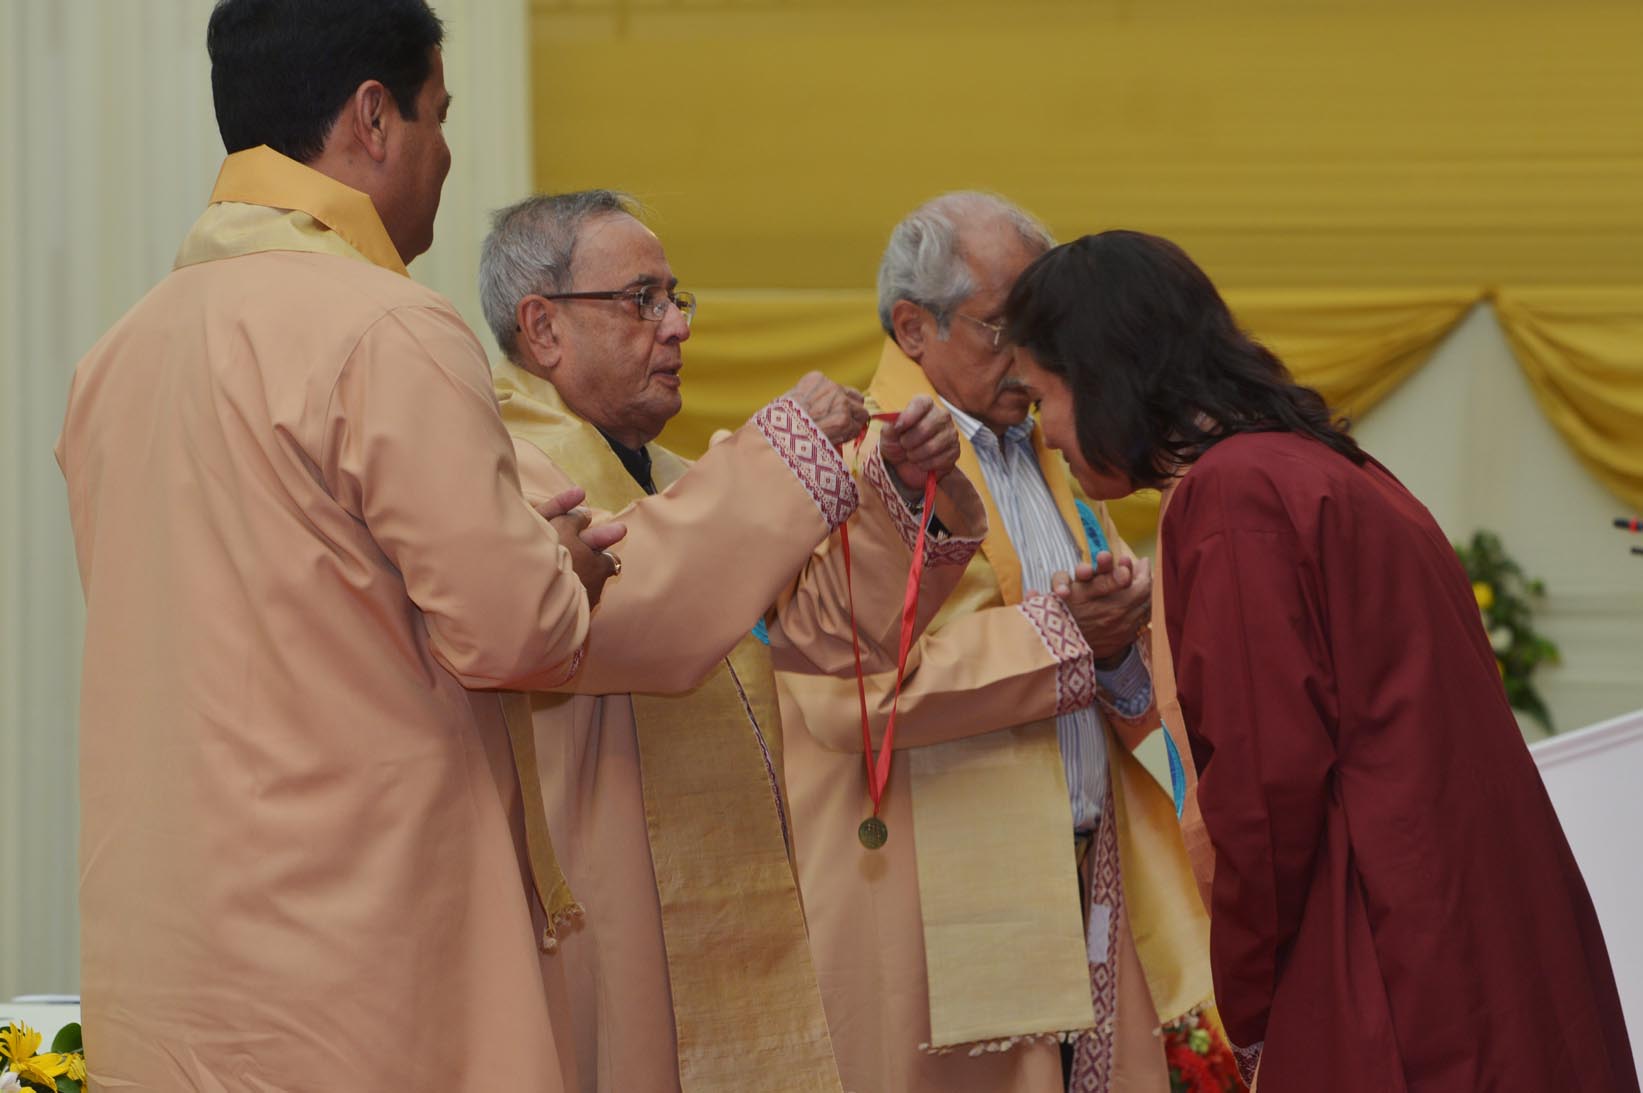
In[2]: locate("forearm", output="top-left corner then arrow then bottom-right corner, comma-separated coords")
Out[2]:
777,592 -> 1096,752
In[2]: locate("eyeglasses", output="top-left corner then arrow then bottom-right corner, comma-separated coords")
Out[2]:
539,285 -> 697,326
953,311 -> 1007,350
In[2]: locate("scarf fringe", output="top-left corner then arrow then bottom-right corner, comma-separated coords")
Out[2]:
918,1027 -> 1094,1057
540,901 -> 586,954
922,1000 -> 1221,1058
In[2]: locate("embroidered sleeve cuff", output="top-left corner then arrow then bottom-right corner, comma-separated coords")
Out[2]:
752,397 -> 859,531
863,440 -> 983,568
1095,644 -> 1152,719
1017,592 -> 1097,716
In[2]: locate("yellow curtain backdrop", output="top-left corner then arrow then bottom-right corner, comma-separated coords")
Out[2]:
1495,288 -> 1643,514
531,0 -> 1643,525
658,292 -> 882,454
659,289 -> 1478,541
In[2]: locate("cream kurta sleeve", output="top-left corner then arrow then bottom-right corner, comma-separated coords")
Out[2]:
772,427 -> 989,677
776,590 -> 1094,752
770,423 -> 1098,752
326,304 -> 589,692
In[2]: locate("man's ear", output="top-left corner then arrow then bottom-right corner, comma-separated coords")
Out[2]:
346,80 -> 393,164
890,298 -> 930,361
515,294 -> 563,374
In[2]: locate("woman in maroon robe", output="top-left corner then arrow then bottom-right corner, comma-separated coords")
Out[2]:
1001,230 -> 1638,1092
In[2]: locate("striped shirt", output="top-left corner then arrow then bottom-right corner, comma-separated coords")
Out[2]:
940,400 -> 1151,832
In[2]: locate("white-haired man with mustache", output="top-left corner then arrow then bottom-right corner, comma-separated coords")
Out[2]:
778,192 -> 1227,1093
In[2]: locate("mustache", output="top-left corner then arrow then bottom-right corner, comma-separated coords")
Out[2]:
996,377 -> 1029,394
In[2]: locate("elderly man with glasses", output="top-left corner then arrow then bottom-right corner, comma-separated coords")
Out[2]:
476,190 -> 990,1093
776,192 -> 1230,1093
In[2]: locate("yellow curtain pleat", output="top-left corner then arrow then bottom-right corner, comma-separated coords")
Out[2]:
658,288 -> 1478,543
1227,289 -> 1479,421
1107,288 -> 1478,541
1494,288 -> 1643,514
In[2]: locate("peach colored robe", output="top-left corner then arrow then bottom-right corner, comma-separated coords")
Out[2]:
502,363 -> 992,1093
56,150 -> 594,1090
775,342 -> 1173,1093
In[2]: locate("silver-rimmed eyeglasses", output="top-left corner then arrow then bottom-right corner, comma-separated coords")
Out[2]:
541,285 -> 697,326
954,311 -> 1006,350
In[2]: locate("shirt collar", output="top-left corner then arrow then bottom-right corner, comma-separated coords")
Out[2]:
208,145 -> 408,276
599,431 -> 658,495
935,395 -> 1036,449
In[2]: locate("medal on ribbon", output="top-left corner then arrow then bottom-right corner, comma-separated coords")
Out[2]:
839,411 -> 938,850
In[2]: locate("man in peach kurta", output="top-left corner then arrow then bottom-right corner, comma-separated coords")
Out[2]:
480,192 -> 988,1093
777,194 -> 1222,1093
56,6 -> 628,1088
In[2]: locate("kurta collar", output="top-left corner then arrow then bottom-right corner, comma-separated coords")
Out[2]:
208,145 -> 408,276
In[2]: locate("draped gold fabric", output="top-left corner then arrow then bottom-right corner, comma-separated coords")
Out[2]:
1494,288 -> 1643,513
1231,290 -> 1480,422
654,289 -> 1480,542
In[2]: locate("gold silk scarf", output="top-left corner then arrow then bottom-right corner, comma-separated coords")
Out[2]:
495,360 -> 841,1092
870,343 -> 1096,1049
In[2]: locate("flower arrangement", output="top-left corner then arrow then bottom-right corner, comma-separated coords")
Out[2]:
1453,530 -> 1560,733
0,1022 -> 84,1092
1162,1009 -> 1243,1092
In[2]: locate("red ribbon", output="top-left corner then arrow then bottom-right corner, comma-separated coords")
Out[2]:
838,411 -> 938,819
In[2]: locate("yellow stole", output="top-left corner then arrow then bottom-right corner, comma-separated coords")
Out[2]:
494,361 -> 841,1093
869,342 -> 1093,1048
175,145 -> 408,275
172,149 -> 582,950
869,341 -> 1216,1048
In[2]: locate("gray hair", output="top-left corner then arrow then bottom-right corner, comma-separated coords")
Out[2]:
875,191 -> 1056,337
479,189 -> 641,362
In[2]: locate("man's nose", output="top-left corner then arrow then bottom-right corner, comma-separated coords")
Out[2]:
659,302 -> 691,343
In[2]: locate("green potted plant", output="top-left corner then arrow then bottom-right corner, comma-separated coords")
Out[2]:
1453,530 -> 1560,734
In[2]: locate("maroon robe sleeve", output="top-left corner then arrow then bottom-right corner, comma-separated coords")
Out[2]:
1161,463 -> 1341,1049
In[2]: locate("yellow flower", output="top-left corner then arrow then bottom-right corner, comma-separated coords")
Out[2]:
13,1052 -> 71,1086
0,1023 -> 39,1063
64,1052 -> 87,1082
0,1024 -> 71,1087
1473,581 -> 1494,611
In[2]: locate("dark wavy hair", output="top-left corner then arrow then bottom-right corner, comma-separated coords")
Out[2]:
1003,230 -> 1364,489
208,0 -> 445,163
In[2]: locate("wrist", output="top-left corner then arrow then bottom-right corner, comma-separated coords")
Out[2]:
879,449 -> 925,507
1090,646 -> 1131,672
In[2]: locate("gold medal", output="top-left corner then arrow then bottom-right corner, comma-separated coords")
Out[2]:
858,816 -> 888,850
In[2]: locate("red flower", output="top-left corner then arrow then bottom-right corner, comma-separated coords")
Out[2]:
1161,1012 -> 1247,1092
